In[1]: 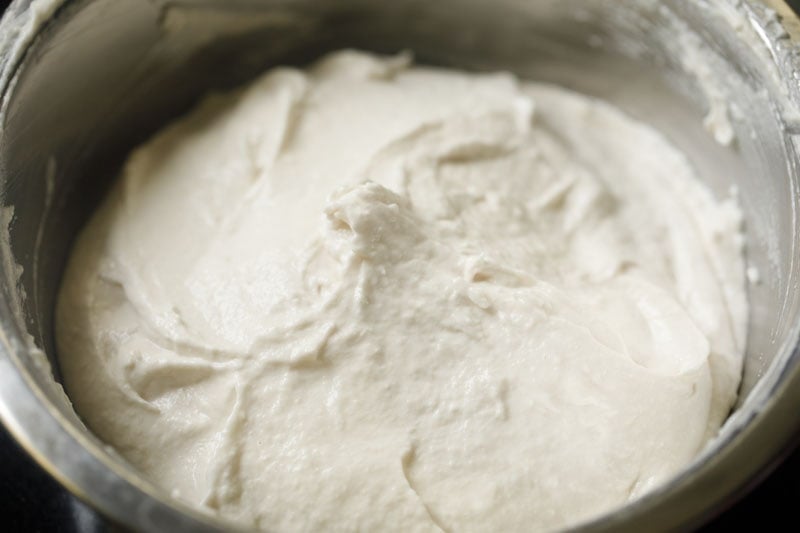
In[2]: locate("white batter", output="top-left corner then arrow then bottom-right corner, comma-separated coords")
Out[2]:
56,50 -> 747,532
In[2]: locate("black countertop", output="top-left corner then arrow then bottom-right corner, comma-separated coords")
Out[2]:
2,0 -> 800,531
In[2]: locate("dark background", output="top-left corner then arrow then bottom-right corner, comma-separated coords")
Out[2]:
2,0 -> 800,531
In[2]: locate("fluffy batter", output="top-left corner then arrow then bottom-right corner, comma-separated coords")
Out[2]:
56,50 -> 747,531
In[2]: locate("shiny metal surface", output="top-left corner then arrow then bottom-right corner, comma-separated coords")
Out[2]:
0,0 -> 799,531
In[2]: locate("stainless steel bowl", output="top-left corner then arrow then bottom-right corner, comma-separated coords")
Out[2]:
1,0 -> 800,531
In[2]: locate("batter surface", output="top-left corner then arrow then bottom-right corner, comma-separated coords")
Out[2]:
56,51 -> 747,531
